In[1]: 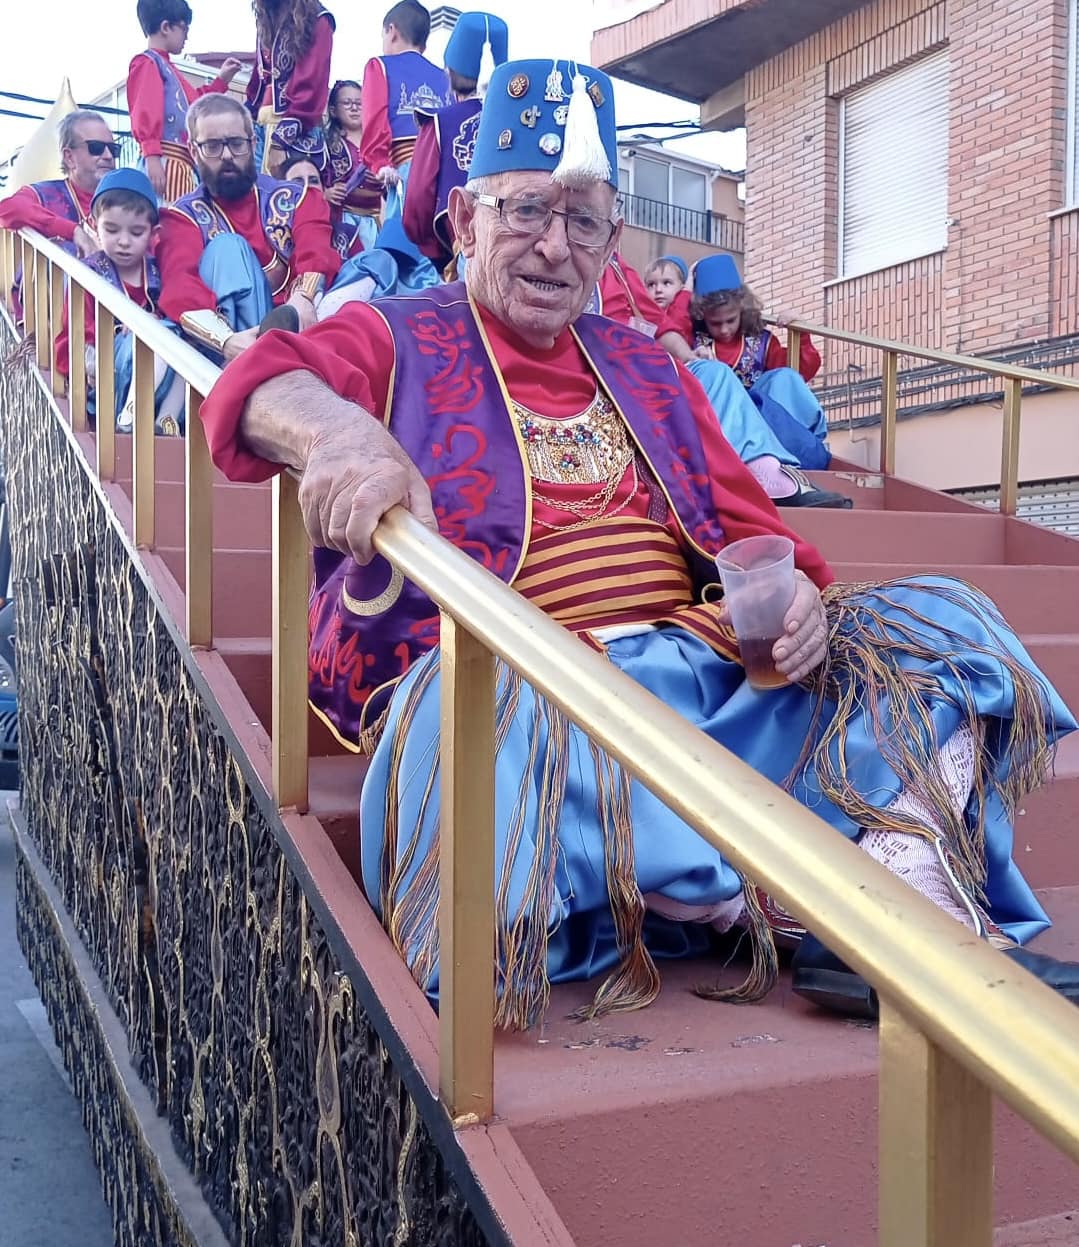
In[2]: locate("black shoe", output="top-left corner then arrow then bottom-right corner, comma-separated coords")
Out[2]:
772,465 -> 854,510
257,304 -> 300,337
792,935 -> 1079,1019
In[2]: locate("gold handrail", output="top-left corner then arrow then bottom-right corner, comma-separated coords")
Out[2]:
772,317 -> 1079,516
7,225 -> 1079,1245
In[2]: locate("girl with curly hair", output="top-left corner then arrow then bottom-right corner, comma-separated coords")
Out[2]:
245,0 -> 335,176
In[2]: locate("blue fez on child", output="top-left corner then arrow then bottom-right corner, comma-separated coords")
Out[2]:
444,12 -> 509,81
91,168 -> 159,220
694,253 -> 742,295
469,59 -> 618,186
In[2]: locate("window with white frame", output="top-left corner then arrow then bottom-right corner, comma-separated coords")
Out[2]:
839,49 -> 950,279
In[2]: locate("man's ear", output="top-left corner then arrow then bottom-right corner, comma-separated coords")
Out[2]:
448,187 -> 478,258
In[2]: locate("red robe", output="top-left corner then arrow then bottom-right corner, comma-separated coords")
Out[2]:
401,118 -> 442,260
598,254 -> 665,333
0,180 -> 93,243
155,186 -> 340,321
247,13 -> 334,129
198,299 -> 833,592
659,292 -> 822,382
126,51 -> 230,157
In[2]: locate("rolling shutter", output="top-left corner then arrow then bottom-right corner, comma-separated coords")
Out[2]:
840,50 -> 950,279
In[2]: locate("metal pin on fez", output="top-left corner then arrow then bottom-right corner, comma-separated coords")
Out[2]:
553,105 -> 569,126
520,106 -> 540,129
588,81 -> 606,108
507,73 -> 529,99
539,132 -> 562,156
544,66 -> 566,102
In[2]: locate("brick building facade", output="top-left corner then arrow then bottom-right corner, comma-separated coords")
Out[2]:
594,0 -> 1079,382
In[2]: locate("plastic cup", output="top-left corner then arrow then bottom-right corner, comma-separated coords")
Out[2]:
715,535 -> 796,690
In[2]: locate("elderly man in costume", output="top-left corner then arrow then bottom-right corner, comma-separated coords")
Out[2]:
0,110 -> 118,257
156,93 -> 340,359
200,59 -> 1079,1027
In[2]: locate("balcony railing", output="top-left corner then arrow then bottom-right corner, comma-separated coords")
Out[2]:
618,191 -> 745,253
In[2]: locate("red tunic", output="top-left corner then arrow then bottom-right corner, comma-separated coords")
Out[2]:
198,299 -> 833,591
155,186 -> 340,321
401,118 -> 441,259
658,293 -> 822,382
126,51 -> 229,157
598,254 -> 665,332
0,181 -> 93,243
249,13 -> 334,127
359,57 -> 393,172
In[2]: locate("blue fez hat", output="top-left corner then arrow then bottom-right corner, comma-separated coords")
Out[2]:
656,253 -> 688,281
470,59 -> 618,187
444,12 -> 509,84
694,253 -> 742,294
91,168 -> 158,219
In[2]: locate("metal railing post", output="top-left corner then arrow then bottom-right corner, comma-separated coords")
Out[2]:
880,348 -> 899,476
438,612 -> 496,1125
132,338 -> 156,547
272,476 -> 309,811
68,277 -> 87,431
786,325 -> 802,372
95,302 -> 116,480
879,1002 -> 993,1247
34,251 -> 48,370
185,387 -> 213,648
999,376 -> 1022,517
49,259 -> 66,398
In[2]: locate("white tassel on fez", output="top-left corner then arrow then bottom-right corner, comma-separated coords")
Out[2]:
477,16 -> 496,99
553,72 -> 611,187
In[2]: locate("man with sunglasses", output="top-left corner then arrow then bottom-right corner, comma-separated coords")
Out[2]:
156,94 -> 339,360
200,59 -> 1079,1029
0,110 -> 119,258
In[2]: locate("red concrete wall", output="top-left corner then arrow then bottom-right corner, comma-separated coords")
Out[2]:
741,0 -> 1079,374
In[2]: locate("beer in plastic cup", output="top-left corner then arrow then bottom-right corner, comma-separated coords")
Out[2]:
715,535 -> 796,690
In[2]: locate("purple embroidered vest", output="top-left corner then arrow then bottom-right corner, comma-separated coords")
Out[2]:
307,284 -> 728,749
83,250 -> 163,310
731,331 -> 772,388
30,180 -> 84,227
141,50 -> 190,144
380,52 -> 452,144
248,9 -> 335,117
170,176 -> 305,294
423,99 -> 481,254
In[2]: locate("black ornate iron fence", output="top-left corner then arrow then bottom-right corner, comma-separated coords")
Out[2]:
618,191 -> 744,252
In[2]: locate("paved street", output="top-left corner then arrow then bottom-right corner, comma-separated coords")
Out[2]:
0,799 -> 113,1247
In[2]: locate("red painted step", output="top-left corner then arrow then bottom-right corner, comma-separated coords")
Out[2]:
496,885 -> 1079,1247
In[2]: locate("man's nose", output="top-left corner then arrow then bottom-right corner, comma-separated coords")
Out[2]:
534,212 -> 572,261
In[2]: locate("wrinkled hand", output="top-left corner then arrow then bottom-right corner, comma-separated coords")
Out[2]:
219,57 -> 245,83
299,413 -> 437,563
377,164 -> 399,188
145,155 -> 166,198
287,291 -> 318,331
324,183 -> 347,207
223,327 -> 258,360
73,224 -> 99,257
773,571 -> 828,681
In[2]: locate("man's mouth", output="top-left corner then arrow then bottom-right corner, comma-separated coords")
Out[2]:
519,275 -> 569,293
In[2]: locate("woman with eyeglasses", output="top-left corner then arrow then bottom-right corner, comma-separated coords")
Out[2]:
245,0 -> 336,178
0,110 -> 119,259
322,79 -> 382,255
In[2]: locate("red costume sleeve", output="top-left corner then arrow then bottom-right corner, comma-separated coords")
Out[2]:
602,256 -> 664,330
656,289 -> 694,346
127,54 -> 165,158
199,302 -> 394,482
283,14 -> 334,126
155,209 -> 217,321
291,188 -> 341,287
192,74 -> 230,100
0,186 -> 78,242
360,58 -> 392,171
678,361 -> 834,589
402,120 -> 441,259
764,330 -> 821,382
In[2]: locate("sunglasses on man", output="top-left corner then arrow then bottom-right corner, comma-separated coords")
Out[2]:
72,140 -> 122,158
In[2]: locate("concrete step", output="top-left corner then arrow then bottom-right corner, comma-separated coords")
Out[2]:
309,754 -> 369,883
784,507 -> 1008,564
498,885 -> 1079,1247
157,548 -> 273,638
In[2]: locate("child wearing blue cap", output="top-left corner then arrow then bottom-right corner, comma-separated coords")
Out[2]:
644,254 -> 688,311
56,168 -> 187,435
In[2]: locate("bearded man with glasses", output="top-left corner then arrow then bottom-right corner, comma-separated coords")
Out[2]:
201,60 -> 1079,1029
156,94 -> 340,360
0,110 -> 118,259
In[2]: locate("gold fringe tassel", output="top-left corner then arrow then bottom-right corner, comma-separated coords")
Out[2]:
693,880 -> 780,1004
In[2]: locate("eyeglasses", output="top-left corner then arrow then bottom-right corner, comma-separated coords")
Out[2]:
73,140 -> 121,158
474,194 -> 616,249
194,136 -> 254,159
336,99 -> 363,109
